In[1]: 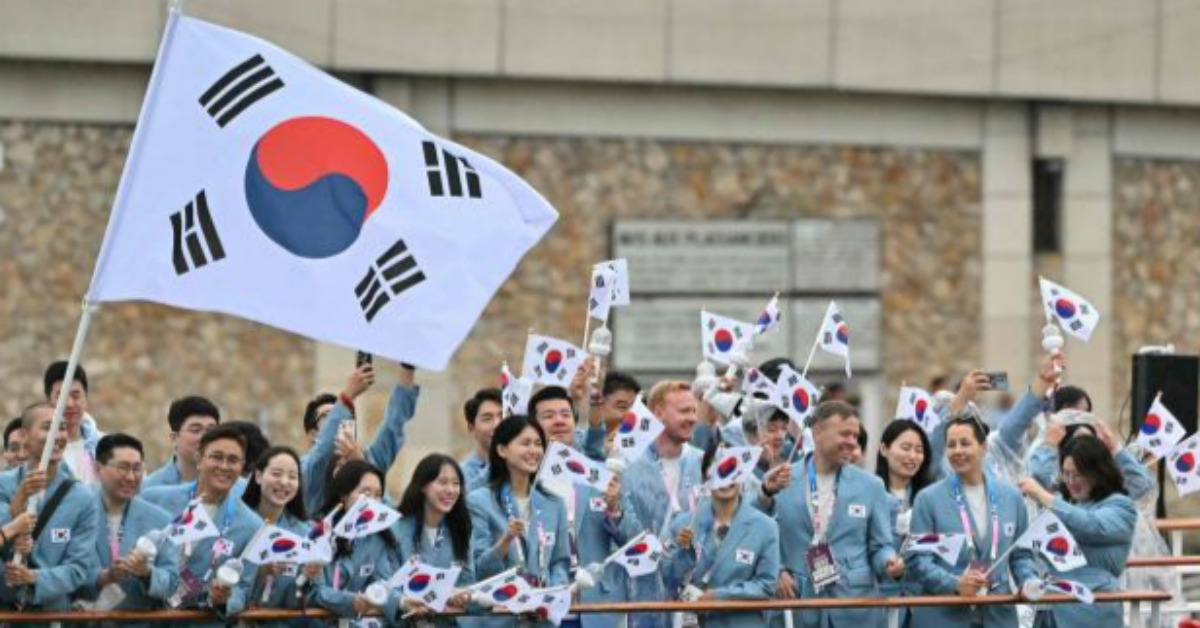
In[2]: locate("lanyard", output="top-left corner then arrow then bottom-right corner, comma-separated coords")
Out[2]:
108,501 -> 131,563
804,456 -> 840,544
187,482 -> 236,532
950,475 -> 999,562
697,514 -> 734,587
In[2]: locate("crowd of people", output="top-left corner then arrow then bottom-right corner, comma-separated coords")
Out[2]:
0,349 -> 1160,628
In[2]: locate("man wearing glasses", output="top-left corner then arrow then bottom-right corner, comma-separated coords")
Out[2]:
78,433 -> 180,611
142,424 -> 262,623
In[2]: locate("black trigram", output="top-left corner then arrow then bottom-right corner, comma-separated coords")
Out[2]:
354,239 -> 426,322
199,54 -> 285,128
423,141 -> 481,199
171,191 -> 226,275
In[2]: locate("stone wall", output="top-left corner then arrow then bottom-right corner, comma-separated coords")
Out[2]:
448,136 -> 985,409
0,121 -> 314,465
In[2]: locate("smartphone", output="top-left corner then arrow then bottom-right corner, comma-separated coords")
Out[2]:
985,371 -> 1009,391
356,351 -> 373,368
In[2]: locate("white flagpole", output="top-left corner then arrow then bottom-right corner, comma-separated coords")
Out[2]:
800,327 -> 822,380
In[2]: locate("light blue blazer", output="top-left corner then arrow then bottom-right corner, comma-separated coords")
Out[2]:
879,489 -> 922,599
1036,493 -> 1136,628
570,483 -> 643,628
664,497 -> 780,628
394,514 -> 476,626
1029,446 -> 1153,502
755,459 -> 898,628
467,484 -> 570,628
78,494 -> 179,611
909,474 -> 1038,628
139,482 -> 262,627
311,532 -> 403,622
0,464 -> 100,610
248,512 -> 324,628
461,452 -> 489,493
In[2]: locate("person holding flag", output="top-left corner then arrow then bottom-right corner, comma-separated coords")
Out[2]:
665,441 -> 780,628
1028,411 -> 1153,502
467,416 -> 570,627
140,424 -> 262,626
873,419 -> 934,625
240,446 -> 323,626
394,453 -> 476,620
1018,437 -> 1137,628
755,400 -> 902,628
909,415 -> 1040,628
311,460 -> 402,623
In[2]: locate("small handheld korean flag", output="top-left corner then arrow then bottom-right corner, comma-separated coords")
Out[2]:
501,362 -> 533,418
468,569 -> 535,614
84,11 -> 559,371
1136,395 -> 1187,462
243,525 -> 320,565
165,499 -> 220,545
522,334 -> 588,386
539,442 -> 612,492
608,532 -> 666,578
615,395 -> 665,463
754,294 -> 782,337
528,586 -> 573,627
741,366 -> 775,397
1018,511 -> 1087,571
817,301 -> 852,377
333,496 -> 401,540
1168,433 -> 1200,497
896,386 -> 941,434
1046,578 -> 1095,604
706,446 -> 763,490
771,364 -> 822,427
305,507 -> 338,563
1039,277 -> 1101,342
700,311 -> 754,367
594,258 -> 630,307
387,557 -> 462,612
900,532 -> 966,566
588,265 -> 618,323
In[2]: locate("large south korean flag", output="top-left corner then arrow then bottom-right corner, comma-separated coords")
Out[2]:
86,9 -> 558,370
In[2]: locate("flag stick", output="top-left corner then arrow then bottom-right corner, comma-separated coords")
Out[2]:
602,531 -> 649,566
800,328 -> 822,380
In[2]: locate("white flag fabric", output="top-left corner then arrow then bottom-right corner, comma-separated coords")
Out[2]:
538,442 -> 612,492
594,258 -> 630,307
771,364 -> 822,427
588,265 -> 618,323
900,532 -> 966,566
1136,396 -> 1187,462
1046,578 -> 1095,604
817,301 -> 852,378
243,525 -> 322,565
387,557 -> 462,612
754,295 -> 783,337
468,569 -> 535,614
501,362 -> 533,417
706,446 -> 762,490
164,499 -> 220,545
84,12 -> 557,371
1017,511 -> 1087,571
1168,433 -> 1200,497
1039,277 -> 1101,342
700,311 -> 755,366
525,586 -> 573,626
741,366 -> 775,397
615,395 -> 665,463
304,508 -> 338,563
522,335 -> 588,387
895,386 -> 941,434
333,496 -> 401,540
608,532 -> 666,578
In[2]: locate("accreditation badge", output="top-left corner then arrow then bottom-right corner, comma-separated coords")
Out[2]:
806,543 -> 840,593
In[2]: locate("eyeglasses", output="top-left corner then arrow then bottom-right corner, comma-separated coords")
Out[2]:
104,463 -> 145,477
204,452 -> 244,469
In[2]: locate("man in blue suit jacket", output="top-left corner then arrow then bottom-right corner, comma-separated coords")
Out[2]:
0,403 -> 101,611
78,433 -> 180,611
143,396 -> 221,491
142,424 -> 263,626
757,400 -> 904,628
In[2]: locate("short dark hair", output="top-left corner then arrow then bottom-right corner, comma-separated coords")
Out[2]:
199,423 -> 247,457
95,433 -> 144,465
43,361 -> 88,398
225,421 -> 269,472
1053,386 -> 1093,413
528,386 -> 574,419
856,422 -> 869,451
944,414 -> 989,445
303,393 -> 337,433
808,400 -> 858,428
4,418 -> 23,448
168,396 -> 221,433
602,371 -> 641,398
1058,436 -> 1126,502
464,388 -> 503,427
757,357 -> 797,384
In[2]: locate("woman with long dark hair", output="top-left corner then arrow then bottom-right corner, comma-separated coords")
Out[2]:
1019,437 -> 1137,628
311,460 -> 402,623
910,416 -> 1040,627
874,419 -> 932,620
467,415 -> 570,627
395,453 -> 475,621
242,446 -> 320,624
